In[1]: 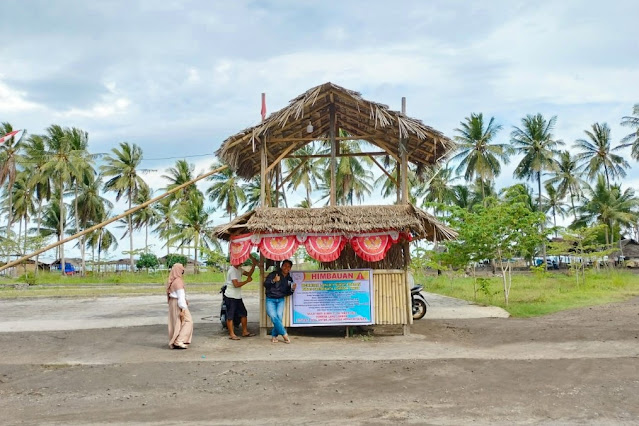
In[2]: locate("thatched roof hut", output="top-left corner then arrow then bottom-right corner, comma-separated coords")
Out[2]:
217,82 -> 455,180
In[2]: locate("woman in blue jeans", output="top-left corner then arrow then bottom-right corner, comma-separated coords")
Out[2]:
264,259 -> 296,343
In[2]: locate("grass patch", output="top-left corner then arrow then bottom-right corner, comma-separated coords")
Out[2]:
0,271 -> 262,298
419,269 -> 639,317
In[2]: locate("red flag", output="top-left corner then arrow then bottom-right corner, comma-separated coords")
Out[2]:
260,93 -> 266,121
0,129 -> 22,144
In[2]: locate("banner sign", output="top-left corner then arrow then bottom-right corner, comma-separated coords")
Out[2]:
289,269 -> 374,326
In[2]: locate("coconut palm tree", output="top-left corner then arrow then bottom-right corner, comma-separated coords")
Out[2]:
131,185 -> 159,253
162,159 -> 202,207
22,134 -> 52,274
319,137 -> 374,206
544,182 -> 568,237
36,196 -> 67,260
101,142 -> 149,271
283,143 -> 324,207
0,123 -> 24,246
511,114 -> 563,265
546,151 -> 586,220
73,173 -> 113,273
65,127 -> 95,275
206,161 -> 246,221
85,210 -> 118,274
418,165 -> 459,215
9,170 -> 36,266
153,198 -> 178,256
168,193 -> 217,274
42,125 -> 92,275
575,175 -> 639,248
619,103 -> 639,160
574,122 -> 628,189
451,113 -> 510,201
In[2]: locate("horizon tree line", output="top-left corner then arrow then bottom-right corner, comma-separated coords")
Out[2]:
1,102 -> 639,274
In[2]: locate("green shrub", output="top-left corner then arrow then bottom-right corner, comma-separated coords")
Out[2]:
165,254 -> 187,269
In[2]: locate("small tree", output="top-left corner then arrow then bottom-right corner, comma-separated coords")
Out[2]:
165,253 -> 187,269
444,197 -> 546,305
136,253 -> 159,272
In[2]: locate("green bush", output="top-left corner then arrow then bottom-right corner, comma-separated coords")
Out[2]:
137,253 -> 160,271
165,254 -> 187,269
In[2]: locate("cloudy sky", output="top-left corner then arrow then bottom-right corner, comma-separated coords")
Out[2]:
2,0 -> 638,259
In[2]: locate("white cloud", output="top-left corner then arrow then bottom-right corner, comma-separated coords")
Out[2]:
0,80 -> 42,113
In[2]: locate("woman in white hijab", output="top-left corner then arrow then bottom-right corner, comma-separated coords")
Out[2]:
166,263 -> 193,349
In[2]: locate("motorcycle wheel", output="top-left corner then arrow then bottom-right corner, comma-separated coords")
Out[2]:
412,299 -> 427,320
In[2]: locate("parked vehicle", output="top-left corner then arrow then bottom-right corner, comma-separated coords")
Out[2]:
219,284 -> 241,329
411,285 -> 428,320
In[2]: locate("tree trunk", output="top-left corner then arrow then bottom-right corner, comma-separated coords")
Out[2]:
97,235 -> 102,275
569,189 -> 577,221
75,186 -> 86,277
538,173 -> 547,268
145,223 -> 149,253
5,183 -> 13,265
194,232 -> 199,274
59,179 -> 65,276
35,199 -> 43,277
128,195 -> 134,272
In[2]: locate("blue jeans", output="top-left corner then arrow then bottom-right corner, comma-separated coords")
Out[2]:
265,297 -> 286,337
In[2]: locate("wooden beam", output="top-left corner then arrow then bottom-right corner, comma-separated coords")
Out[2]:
400,97 -> 409,203
260,136 -> 267,206
267,135 -> 375,142
265,144 -> 298,174
288,151 -> 388,159
368,155 -> 397,186
0,164 -> 230,272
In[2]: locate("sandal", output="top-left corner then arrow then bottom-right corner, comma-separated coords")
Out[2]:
271,338 -> 279,343
283,336 -> 291,344
229,335 -> 241,340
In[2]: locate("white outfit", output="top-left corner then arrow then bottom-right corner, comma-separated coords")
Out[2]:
169,288 -> 187,309
224,266 -> 243,299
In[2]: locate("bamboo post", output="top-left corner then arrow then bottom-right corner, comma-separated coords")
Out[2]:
0,165 -> 229,272
400,97 -> 408,204
329,104 -> 337,206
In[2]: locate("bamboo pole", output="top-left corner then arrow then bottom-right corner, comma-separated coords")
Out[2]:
400,97 -> 408,203
0,164 -> 229,272
329,104 -> 337,206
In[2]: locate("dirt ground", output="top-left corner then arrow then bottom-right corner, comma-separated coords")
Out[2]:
1,296 -> 638,425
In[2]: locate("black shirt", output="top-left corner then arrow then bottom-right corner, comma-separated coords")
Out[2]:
264,269 -> 295,299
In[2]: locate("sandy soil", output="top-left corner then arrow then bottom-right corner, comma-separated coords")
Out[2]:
1,296 -> 638,425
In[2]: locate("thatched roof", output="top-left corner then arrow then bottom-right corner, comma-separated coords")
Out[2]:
214,204 -> 456,242
613,239 -> 639,259
217,82 -> 455,179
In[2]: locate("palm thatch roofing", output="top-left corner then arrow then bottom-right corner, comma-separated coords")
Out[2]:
216,82 -> 455,179
214,204 -> 456,242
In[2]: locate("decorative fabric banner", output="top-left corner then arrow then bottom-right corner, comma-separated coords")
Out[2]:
259,235 -> 300,261
350,234 -> 393,262
229,233 -> 254,266
304,235 -> 347,262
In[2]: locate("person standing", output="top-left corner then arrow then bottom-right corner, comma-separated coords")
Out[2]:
264,259 -> 296,344
224,256 -> 257,340
166,263 -> 193,349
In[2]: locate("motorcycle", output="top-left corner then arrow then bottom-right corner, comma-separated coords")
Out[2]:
219,284 -> 241,329
411,285 -> 428,320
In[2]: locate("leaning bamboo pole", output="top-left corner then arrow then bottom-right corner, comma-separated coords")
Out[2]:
0,164 -> 229,272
